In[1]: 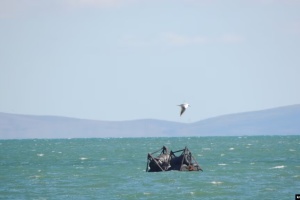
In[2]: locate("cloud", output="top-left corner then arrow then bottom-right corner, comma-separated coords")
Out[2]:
64,0 -> 137,8
0,0 -> 69,18
120,35 -> 155,47
0,0 -> 137,18
161,32 -> 245,46
121,32 -> 245,48
0,0 -> 28,18
162,33 -> 209,46
254,0 -> 300,3
220,34 -> 245,44
1,0 -> 299,18
288,22 -> 300,35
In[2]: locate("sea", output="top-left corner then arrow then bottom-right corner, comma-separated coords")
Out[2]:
0,136 -> 299,200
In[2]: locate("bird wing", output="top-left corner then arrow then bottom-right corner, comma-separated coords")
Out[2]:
180,107 -> 186,116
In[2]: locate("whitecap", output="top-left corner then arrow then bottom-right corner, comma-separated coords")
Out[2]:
220,154 -> 225,157
289,149 -> 296,152
218,163 -> 227,166
211,181 -> 223,185
30,175 -> 42,179
229,148 -> 234,150
37,154 -> 44,157
265,188 -> 275,191
100,157 -> 106,160
270,165 -> 286,169
80,157 -> 88,160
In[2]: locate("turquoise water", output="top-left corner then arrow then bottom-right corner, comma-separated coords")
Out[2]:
0,136 -> 299,199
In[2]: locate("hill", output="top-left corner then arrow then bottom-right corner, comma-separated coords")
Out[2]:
0,104 -> 299,139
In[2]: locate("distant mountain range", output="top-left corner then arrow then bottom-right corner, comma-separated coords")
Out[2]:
1,104 -> 300,139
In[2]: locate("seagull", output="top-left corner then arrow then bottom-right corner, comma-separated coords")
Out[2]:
178,103 -> 190,116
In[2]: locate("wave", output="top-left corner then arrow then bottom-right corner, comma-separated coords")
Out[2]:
269,165 -> 286,169
211,181 -> 223,185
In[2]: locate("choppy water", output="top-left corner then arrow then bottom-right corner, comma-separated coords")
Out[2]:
0,136 -> 299,199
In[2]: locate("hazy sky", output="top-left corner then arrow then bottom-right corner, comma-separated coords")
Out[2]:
1,0 -> 300,123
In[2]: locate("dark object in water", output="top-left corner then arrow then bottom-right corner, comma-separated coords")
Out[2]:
146,146 -> 203,172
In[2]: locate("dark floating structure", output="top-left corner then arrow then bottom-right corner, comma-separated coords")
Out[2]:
146,146 -> 203,172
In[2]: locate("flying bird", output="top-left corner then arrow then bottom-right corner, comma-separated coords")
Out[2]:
178,103 -> 190,116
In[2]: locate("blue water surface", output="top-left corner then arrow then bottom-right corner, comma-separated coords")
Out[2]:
0,136 -> 299,199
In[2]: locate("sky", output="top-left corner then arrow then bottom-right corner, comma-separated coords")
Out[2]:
0,0 -> 300,123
